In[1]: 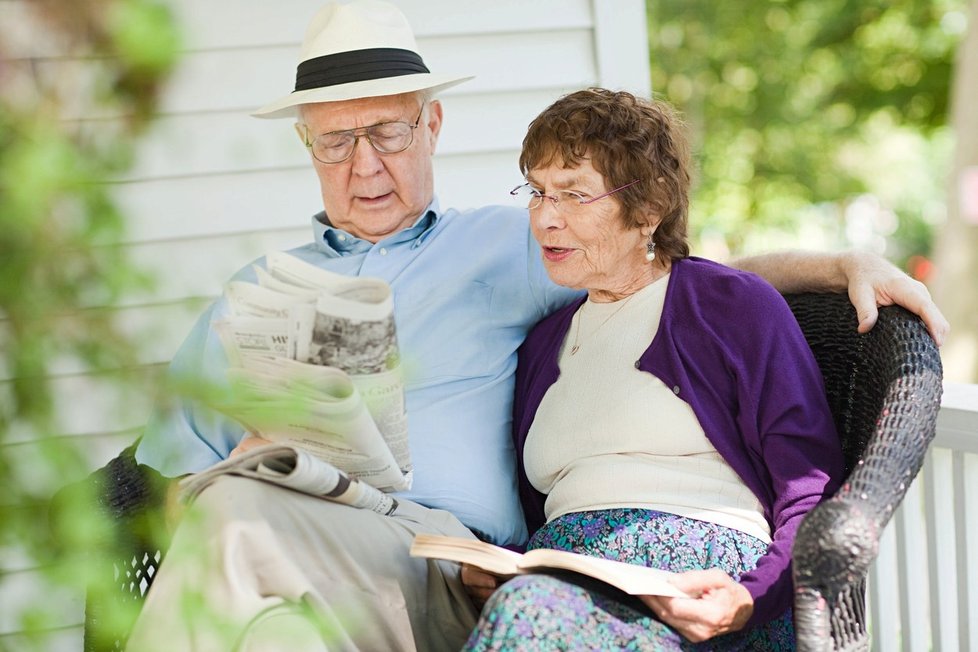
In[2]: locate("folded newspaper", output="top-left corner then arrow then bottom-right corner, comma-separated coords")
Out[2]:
179,444 -> 398,516
210,251 -> 411,493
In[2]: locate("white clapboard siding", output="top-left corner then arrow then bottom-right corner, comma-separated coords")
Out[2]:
4,366 -> 165,446
2,1 -> 651,645
2,0 -> 651,426
169,0 -> 596,48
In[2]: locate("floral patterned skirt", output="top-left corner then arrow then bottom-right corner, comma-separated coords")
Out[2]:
462,508 -> 794,651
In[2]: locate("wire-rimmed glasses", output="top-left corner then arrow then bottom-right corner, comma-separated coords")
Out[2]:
509,179 -> 641,214
298,103 -> 425,164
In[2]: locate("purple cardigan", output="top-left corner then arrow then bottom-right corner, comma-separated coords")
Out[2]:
512,257 -> 844,626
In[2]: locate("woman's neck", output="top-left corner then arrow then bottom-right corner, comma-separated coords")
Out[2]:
587,259 -> 671,303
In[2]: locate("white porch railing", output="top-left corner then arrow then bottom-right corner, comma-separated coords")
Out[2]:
867,382 -> 978,651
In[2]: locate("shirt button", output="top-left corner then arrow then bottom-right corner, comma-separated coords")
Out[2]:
380,247 -> 388,256
634,361 -> 641,369
673,385 -> 681,395
337,234 -> 346,241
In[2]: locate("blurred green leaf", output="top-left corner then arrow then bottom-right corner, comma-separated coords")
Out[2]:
0,0 -> 180,647
648,0 -> 965,268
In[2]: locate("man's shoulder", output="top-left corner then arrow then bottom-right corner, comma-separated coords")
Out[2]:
440,204 -> 529,229
424,205 -> 532,257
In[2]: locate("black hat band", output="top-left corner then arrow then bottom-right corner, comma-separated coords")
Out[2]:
294,47 -> 430,92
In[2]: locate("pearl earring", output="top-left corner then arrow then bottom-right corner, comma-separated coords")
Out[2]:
645,233 -> 656,262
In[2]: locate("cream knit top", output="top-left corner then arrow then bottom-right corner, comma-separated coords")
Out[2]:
523,275 -> 772,542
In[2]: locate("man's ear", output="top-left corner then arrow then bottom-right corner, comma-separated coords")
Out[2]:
426,99 -> 444,154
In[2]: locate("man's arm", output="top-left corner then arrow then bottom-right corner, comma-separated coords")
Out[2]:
731,250 -> 950,346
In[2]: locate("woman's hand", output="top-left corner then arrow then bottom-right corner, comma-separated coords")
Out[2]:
640,569 -> 753,643
230,435 -> 275,457
460,563 -> 503,611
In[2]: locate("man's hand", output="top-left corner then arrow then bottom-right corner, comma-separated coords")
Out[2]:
460,563 -> 503,611
840,252 -> 949,345
640,569 -> 753,643
230,435 -> 275,457
732,250 -> 949,346
163,479 -> 186,532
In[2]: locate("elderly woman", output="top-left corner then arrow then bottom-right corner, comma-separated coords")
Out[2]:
460,88 -> 844,649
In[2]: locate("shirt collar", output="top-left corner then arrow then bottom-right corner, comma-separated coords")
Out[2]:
311,198 -> 442,255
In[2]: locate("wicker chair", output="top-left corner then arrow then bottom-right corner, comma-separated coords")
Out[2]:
784,293 -> 943,651
56,445 -> 169,652
63,292 -> 943,651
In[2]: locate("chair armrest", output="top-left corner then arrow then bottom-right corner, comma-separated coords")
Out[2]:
793,499 -> 878,649
50,442 -> 172,652
51,442 -> 170,549
789,299 -> 943,651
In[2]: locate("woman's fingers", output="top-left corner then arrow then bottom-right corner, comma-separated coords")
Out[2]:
639,569 -> 753,642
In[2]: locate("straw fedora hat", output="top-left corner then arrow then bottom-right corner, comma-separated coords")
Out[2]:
253,0 -> 473,119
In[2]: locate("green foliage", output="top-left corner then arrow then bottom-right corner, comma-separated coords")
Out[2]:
0,0 -> 179,647
648,0 -> 967,268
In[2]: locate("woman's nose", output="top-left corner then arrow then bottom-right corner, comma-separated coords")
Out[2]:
531,200 -> 564,229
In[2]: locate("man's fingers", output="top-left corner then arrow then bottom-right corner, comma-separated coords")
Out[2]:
230,435 -> 274,457
847,278 -> 949,346
460,563 -> 501,611
460,564 -> 501,590
847,283 -> 880,335
919,303 -> 950,347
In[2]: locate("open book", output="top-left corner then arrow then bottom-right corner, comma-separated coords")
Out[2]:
211,251 -> 410,492
179,443 -> 398,516
410,534 -> 689,598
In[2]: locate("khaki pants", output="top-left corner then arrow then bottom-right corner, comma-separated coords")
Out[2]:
124,476 -> 479,652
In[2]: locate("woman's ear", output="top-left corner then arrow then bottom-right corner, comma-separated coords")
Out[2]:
641,214 -> 662,237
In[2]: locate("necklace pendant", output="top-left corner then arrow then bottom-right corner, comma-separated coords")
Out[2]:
570,344 -> 580,355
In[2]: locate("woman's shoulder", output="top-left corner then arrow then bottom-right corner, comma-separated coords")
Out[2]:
670,257 -> 792,324
523,297 -> 583,350
674,257 -> 786,303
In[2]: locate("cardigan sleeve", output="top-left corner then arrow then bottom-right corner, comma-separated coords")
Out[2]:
726,281 -> 844,626
644,261 -> 844,625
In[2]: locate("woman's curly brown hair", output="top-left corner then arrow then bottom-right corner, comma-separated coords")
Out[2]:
519,88 -> 691,262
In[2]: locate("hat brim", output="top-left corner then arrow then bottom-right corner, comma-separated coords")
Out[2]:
251,73 -> 474,119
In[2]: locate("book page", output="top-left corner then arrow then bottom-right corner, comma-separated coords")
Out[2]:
410,534 -> 689,599
409,534 -> 523,577
519,549 -> 688,598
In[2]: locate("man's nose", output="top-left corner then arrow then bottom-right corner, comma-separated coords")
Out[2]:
350,136 -> 384,175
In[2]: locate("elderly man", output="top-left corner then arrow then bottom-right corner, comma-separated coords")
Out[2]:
127,2 -> 948,650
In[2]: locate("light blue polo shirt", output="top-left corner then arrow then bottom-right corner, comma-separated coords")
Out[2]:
135,199 -> 580,545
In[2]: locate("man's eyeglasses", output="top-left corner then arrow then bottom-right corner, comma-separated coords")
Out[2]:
509,179 -> 641,214
298,103 -> 425,164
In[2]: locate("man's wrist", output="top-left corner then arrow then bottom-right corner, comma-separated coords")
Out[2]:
829,250 -> 860,292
